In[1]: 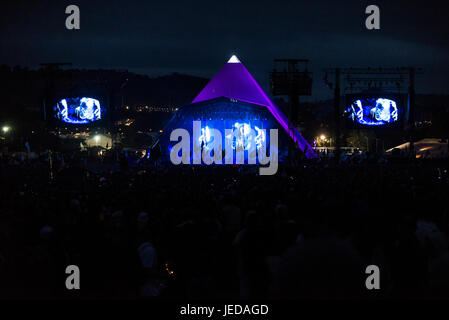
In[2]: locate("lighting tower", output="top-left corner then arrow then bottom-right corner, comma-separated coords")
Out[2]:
269,59 -> 313,160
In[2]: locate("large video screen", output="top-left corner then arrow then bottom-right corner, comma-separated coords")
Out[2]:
344,95 -> 403,127
54,97 -> 103,124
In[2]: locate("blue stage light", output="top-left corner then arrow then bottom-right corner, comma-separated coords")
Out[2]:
198,126 -> 214,151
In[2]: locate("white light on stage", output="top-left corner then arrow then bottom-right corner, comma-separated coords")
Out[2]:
227,55 -> 241,63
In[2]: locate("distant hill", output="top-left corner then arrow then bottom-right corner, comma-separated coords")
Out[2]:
0,66 -> 209,122
122,72 -> 209,107
0,65 -> 448,132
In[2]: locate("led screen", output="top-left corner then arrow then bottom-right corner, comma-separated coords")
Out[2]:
345,97 -> 399,126
54,97 -> 102,124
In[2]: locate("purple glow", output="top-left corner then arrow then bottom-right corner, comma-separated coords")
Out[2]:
192,57 -> 317,159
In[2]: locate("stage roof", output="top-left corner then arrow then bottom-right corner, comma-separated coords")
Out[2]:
192,55 -> 275,109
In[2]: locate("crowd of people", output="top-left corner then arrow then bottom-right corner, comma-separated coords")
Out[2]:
0,150 -> 448,299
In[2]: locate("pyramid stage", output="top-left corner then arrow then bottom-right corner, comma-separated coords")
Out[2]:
157,55 -> 317,165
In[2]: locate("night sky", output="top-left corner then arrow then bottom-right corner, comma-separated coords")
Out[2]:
1,0 -> 448,99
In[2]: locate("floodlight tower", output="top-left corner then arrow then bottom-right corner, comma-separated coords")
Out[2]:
270,59 -> 313,160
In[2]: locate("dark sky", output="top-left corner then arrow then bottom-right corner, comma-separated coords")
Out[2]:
1,0 -> 448,99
